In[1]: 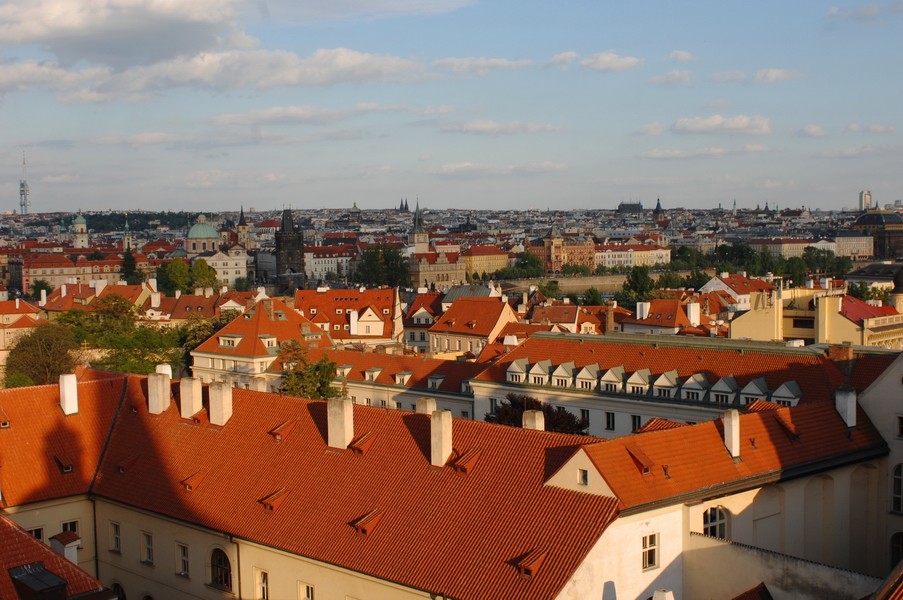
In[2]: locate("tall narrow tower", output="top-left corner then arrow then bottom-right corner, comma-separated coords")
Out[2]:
859,190 -> 872,211
18,153 -> 30,215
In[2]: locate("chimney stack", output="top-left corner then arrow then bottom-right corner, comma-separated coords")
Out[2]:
724,409 -> 740,459
431,410 -> 453,467
61,284 -> 67,298
148,372 -> 171,414
209,382 -> 233,426
175,289 -> 181,299
416,397 -> 436,414
148,278 -> 157,292
59,373 -> 78,415
835,386 -> 857,428
327,397 -> 354,448
522,410 -> 545,431
179,377 -> 202,419
636,301 -> 651,320
155,364 -> 172,377
686,302 -> 701,327
150,292 -> 161,308
39,289 -> 47,307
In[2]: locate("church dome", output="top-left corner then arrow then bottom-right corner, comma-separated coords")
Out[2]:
187,215 -> 219,239
73,214 -> 86,225
853,211 -> 903,227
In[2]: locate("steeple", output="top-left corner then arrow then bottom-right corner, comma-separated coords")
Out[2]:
238,205 -> 247,227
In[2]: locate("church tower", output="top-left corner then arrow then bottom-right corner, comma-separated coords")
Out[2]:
236,205 -> 253,249
408,202 -> 429,253
275,208 -> 305,291
73,213 -> 88,249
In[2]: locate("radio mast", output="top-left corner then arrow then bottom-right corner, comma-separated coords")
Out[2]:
18,152 -> 30,215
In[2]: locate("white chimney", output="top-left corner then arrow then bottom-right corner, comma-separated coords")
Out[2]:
636,301 -> 651,320
148,278 -> 157,292
204,287 -> 213,298
39,289 -> 47,307
327,397 -> 354,448
150,292 -> 161,308
686,302 -> 700,327
724,409 -> 740,459
155,364 -> 172,377
416,397 -> 436,414
179,377 -> 202,419
209,382 -> 233,426
349,310 -> 359,336
522,409 -> 545,431
221,285 -> 228,294
431,410 -> 453,467
147,372 -> 171,415
59,373 -> 78,415
194,287 -> 203,296
14,298 -> 19,309
175,289 -> 181,299
61,284 -> 67,297
835,386 -> 857,428
652,591 -> 676,600
94,279 -> 107,295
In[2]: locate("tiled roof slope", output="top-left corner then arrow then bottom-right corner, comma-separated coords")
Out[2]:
584,402 -> 885,511
93,379 -> 620,600
841,295 -> 898,325
620,299 -> 691,329
473,333 -> 846,403
0,378 -> 125,506
294,288 -> 398,338
430,297 -> 513,338
0,512 -> 107,599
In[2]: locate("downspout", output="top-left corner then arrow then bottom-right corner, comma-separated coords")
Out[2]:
233,535 -> 243,599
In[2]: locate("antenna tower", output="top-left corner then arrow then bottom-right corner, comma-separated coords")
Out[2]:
18,152 -> 30,215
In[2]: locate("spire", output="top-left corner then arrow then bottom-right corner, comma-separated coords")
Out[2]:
411,200 -> 425,233
238,205 -> 247,227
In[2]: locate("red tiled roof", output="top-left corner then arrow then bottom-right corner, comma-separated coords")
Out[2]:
430,297 -> 515,339
635,417 -> 687,433
473,333 -> 846,404
715,274 -> 776,295
530,305 -> 578,326
621,299 -> 691,329
92,379 -> 620,600
584,402 -> 885,510
0,300 -> 40,315
294,288 -> 398,339
403,292 -> 444,327
0,513 -> 106,599
732,582 -> 774,600
841,295 -> 897,326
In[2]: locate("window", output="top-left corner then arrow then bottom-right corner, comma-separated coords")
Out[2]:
489,398 -> 498,414
258,570 -> 269,600
578,469 -> 589,486
605,412 -> 615,431
142,533 -> 154,564
62,520 -> 78,534
630,385 -> 645,395
299,583 -> 315,600
703,507 -> 727,538
894,464 -> 903,513
211,549 -> 232,590
714,393 -> 730,404
604,382 -> 618,392
556,378 -> 569,387
631,415 -> 642,432
684,391 -> 699,401
27,527 -> 43,542
462,411 -> 470,419
581,409 -> 590,424
642,533 -> 658,569
111,522 -> 121,552
177,543 -> 189,576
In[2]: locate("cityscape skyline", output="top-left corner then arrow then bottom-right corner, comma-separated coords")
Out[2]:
1,1 -> 901,213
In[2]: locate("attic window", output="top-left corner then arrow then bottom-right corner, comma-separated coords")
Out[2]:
0,420 -> 9,429
269,420 -> 297,443
259,489 -> 289,512
515,548 -> 547,579
349,432 -> 377,455
350,509 -> 383,536
180,472 -> 206,491
54,455 -> 73,474
452,449 -> 481,474
382,308 -> 389,315
117,454 -> 141,474
310,308 -> 317,315
625,444 -> 655,475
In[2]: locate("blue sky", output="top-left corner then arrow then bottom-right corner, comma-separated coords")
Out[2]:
1,1 -> 900,213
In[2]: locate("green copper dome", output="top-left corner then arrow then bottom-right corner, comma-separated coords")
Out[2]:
187,215 -> 219,240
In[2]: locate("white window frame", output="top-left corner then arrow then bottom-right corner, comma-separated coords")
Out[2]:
642,533 -> 659,570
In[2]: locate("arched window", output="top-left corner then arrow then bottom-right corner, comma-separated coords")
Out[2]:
892,532 -> 903,566
111,583 -> 126,600
211,548 -> 232,591
703,506 -> 728,538
893,464 -> 903,513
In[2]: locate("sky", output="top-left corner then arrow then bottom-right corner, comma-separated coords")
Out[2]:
0,1 -> 901,214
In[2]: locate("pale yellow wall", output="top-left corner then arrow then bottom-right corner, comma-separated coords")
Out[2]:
6,496 -> 98,576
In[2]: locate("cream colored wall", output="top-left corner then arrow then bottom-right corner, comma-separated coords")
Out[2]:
342,380 -> 473,418
556,505 -> 684,600
95,498 -> 239,600
239,539 -> 430,600
5,496 -> 98,576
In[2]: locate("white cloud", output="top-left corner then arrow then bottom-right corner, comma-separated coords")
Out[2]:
547,51 -> 578,69
816,144 -> 900,158
634,122 -> 665,136
639,144 -> 769,159
253,0 -> 476,22
848,123 -> 896,134
432,161 -> 565,176
670,50 -> 697,62
432,57 -> 531,75
827,3 -> 903,21
649,70 -> 691,86
797,124 -> 827,138
440,120 -> 559,136
0,59 -> 109,94
580,50 -> 643,72
213,106 -> 346,126
754,69 -> 802,83
711,71 -> 747,83
0,0 -> 249,68
672,114 -> 771,135
95,132 -> 193,145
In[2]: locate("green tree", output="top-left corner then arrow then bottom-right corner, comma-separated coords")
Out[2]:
538,279 -> 562,299
848,281 -> 870,300
583,287 -> 604,306
5,323 -> 78,386
93,326 -> 181,375
279,340 -> 338,399
190,259 -> 218,289
233,277 -> 250,292
624,266 -> 655,298
156,259 -> 191,296
121,248 -> 143,285
561,263 -> 591,276
485,393 -> 588,434
30,279 -> 53,299
684,270 -> 711,290
656,271 -> 684,289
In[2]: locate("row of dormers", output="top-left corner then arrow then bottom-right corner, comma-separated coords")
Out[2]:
505,359 -> 802,407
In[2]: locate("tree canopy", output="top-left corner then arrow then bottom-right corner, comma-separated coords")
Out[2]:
190,259 -> 218,289
279,340 -> 338,399
156,259 -> 191,296
5,323 -> 78,386
354,245 -> 410,288
485,393 -> 589,434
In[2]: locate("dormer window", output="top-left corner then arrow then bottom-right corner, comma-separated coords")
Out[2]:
508,374 -> 521,383
310,308 -> 317,315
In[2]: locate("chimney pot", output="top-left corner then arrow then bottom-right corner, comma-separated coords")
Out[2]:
179,377 -> 202,419
522,409 -> 545,431
431,410 -> 453,467
724,409 -> 740,459
415,397 -> 436,414
148,372 -> 171,414
327,397 -> 354,448
209,382 -> 233,426
59,373 -> 78,415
